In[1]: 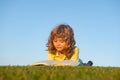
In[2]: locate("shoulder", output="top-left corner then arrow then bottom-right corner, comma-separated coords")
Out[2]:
48,51 -> 56,55
48,51 -> 53,55
47,51 -> 55,58
74,46 -> 79,52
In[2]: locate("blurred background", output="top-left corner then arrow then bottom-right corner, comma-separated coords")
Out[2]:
0,0 -> 120,67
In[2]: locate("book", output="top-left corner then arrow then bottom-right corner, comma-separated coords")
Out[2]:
30,60 -> 80,66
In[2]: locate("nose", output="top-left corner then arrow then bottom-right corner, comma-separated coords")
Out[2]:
55,41 -> 61,46
56,42 -> 61,46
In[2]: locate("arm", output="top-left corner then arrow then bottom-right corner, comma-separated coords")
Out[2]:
47,51 -> 54,60
70,47 -> 80,61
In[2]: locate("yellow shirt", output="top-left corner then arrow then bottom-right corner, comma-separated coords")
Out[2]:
47,47 -> 80,62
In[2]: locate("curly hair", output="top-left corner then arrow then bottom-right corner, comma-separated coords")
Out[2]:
46,24 -> 76,58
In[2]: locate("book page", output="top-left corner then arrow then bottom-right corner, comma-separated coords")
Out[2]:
30,60 -> 58,66
54,60 -> 80,66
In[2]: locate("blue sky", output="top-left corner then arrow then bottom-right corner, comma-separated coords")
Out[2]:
0,0 -> 120,67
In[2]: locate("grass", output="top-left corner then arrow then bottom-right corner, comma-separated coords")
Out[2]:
0,66 -> 120,80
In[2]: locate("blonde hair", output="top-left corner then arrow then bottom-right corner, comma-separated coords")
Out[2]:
47,24 -> 76,58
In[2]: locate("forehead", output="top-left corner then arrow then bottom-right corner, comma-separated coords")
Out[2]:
53,37 -> 65,40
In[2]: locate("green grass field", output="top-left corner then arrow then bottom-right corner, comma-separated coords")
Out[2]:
0,66 -> 120,80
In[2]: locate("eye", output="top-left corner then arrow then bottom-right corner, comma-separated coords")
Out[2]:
60,40 -> 65,43
53,40 -> 57,42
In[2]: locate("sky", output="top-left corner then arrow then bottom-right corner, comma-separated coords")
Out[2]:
0,0 -> 120,67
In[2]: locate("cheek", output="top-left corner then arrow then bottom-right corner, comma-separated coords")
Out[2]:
62,43 -> 68,47
64,43 -> 70,48
53,42 -> 57,46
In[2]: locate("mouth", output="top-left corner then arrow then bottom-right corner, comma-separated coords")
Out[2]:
56,47 -> 62,49
56,47 -> 62,50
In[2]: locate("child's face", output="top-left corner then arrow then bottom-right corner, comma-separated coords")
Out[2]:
53,37 -> 68,52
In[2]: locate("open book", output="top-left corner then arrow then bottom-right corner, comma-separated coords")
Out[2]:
30,60 -> 80,66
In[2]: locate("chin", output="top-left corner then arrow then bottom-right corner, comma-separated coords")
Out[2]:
56,49 -> 63,52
